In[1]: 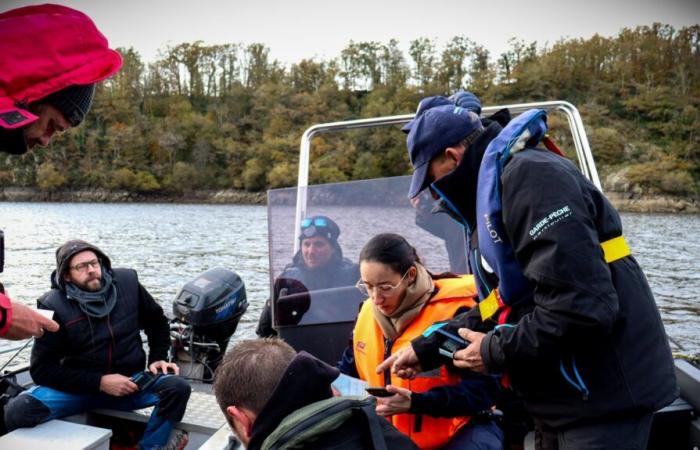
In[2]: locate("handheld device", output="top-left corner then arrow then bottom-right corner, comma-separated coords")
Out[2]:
130,370 -> 159,391
366,387 -> 393,397
0,230 -> 4,274
0,230 -> 5,294
436,328 -> 469,359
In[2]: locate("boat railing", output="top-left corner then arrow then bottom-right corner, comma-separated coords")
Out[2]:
293,100 -> 599,252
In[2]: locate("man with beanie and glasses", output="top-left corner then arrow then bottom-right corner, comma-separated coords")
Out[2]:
4,240 -> 191,450
256,216 -> 360,337
0,4 -> 122,341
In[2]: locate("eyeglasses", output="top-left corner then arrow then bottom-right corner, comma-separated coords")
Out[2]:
70,258 -> 101,273
355,269 -> 410,297
301,217 -> 328,229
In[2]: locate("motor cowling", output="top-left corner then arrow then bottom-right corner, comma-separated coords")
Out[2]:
173,267 -> 248,342
171,268 -> 247,381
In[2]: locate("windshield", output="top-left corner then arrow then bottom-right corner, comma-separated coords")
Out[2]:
267,175 -> 467,328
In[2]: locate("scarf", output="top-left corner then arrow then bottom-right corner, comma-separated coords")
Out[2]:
65,268 -> 117,318
372,263 -> 434,341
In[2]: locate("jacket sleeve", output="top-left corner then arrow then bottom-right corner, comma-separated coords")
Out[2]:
410,372 -> 501,417
481,154 -> 620,372
256,298 -> 277,337
30,297 -> 103,394
137,278 -> 170,365
337,342 -> 360,378
411,305 -> 486,371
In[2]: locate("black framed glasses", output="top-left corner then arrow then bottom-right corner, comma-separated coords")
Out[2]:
70,258 -> 101,273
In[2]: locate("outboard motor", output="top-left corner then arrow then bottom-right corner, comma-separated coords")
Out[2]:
170,267 -> 248,382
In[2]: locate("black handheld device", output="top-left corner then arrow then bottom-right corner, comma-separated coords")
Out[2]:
157,366 -> 176,375
131,370 -> 159,391
366,387 -> 393,397
436,328 -> 469,359
1,230 -> 5,293
0,229 -> 4,274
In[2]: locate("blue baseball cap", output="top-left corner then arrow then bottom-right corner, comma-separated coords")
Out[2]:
406,105 -> 483,198
448,90 -> 482,115
401,96 -> 452,133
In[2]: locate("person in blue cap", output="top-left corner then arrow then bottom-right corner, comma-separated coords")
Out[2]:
378,100 -> 677,449
403,92 -> 486,275
256,215 -> 360,337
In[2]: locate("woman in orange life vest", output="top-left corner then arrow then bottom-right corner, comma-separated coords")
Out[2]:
338,233 -> 503,450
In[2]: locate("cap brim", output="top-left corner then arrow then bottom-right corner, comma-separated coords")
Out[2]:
408,161 -> 430,199
401,119 -> 415,134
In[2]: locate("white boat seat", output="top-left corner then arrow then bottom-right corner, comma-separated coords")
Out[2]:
0,419 -> 111,450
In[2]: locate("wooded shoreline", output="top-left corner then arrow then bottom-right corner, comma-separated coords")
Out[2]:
1,188 -> 696,213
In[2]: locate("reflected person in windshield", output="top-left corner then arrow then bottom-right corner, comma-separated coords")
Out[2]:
256,215 -> 360,337
338,233 -> 503,449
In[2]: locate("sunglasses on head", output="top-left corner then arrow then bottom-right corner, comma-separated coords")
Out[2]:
301,217 -> 328,229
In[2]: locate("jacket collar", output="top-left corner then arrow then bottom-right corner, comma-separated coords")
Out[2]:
430,121 -> 503,231
248,352 -> 339,450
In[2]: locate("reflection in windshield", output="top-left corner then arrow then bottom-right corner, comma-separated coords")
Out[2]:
267,176 -> 468,328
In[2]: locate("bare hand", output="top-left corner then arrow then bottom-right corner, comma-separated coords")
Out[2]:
99,374 -> 138,396
375,385 -> 412,417
453,328 -> 487,374
149,360 -> 179,375
376,345 -> 421,380
3,300 -> 60,340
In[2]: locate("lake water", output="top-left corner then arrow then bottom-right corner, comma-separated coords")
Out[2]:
0,203 -> 698,368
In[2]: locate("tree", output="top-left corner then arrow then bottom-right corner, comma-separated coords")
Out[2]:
36,162 -> 67,191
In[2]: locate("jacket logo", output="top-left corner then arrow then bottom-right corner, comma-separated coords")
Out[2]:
483,214 -> 503,244
355,341 -> 366,354
529,205 -> 572,239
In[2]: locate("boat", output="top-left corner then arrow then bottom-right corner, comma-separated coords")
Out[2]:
0,100 -> 698,449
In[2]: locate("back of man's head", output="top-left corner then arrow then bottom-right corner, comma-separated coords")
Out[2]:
214,338 -> 297,415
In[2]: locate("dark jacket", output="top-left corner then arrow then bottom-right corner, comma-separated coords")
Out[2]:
30,268 -> 170,394
256,256 -> 360,337
248,352 -> 417,450
415,145 -> 678,428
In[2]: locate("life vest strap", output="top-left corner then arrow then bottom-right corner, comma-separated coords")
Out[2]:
479,289 -> 503,321
600,235 -> 631,263
479,236 -> 630,320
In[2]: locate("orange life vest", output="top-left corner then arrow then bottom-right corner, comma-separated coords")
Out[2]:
353,275 -> 478,449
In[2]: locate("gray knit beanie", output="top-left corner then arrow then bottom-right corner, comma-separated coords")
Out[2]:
42,84 -> 96,127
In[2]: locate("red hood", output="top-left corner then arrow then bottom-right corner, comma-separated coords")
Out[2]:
0,4 -> 122,129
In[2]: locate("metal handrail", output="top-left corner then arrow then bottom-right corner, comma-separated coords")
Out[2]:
293,100 -> 600,252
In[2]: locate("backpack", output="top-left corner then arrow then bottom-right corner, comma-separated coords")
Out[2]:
261,396 -> 414,450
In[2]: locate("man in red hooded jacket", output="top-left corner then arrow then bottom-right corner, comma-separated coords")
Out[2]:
0,4 -> 122,341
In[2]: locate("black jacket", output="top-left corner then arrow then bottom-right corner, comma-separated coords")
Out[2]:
31,268 -> 170,394
248,352 -> 417,450
256,256 -> 360,337
415,146 -> 678,428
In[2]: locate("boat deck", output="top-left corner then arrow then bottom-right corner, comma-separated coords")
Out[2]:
92,382 -> 226,433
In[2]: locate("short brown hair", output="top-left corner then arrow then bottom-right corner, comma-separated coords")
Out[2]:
213,338 -> 297,415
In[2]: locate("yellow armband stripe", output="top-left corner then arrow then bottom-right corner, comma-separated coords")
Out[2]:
600,235 -> 631,263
